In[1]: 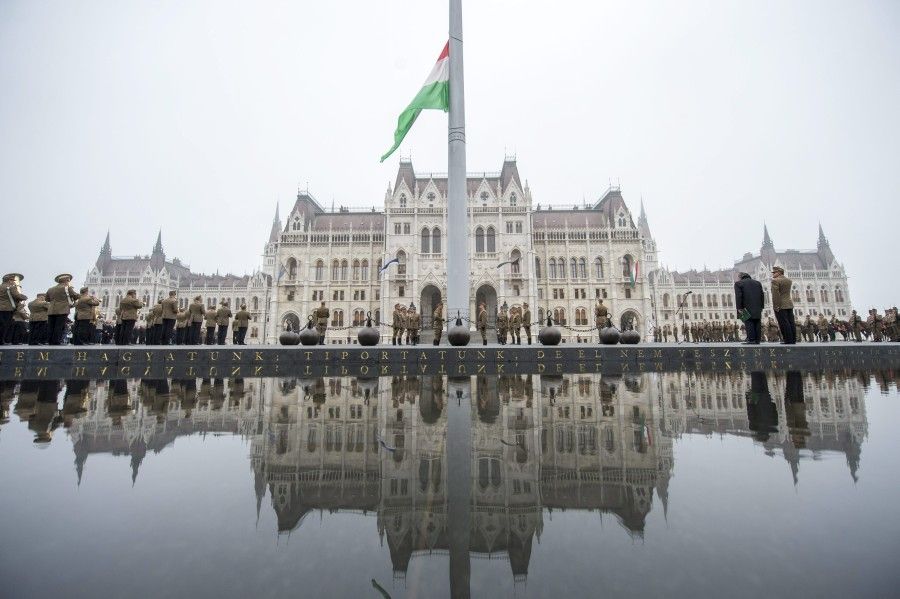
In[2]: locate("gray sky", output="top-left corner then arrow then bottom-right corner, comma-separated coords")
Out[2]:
1,0 -> 897,308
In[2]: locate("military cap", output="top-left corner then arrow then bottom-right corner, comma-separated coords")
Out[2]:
79,287 -> 89,294
169,290 -> 177,296
194,295 -> 202,301
127,289 -> 137,294
2,273 -> 23,282
772,266 -> 784,273
54,273 -> 73,283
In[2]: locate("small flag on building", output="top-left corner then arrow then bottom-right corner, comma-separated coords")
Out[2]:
379,257 -> 400,274
380,42 -> 450,163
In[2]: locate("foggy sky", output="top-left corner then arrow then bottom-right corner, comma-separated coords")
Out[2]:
1,0 -> 897,309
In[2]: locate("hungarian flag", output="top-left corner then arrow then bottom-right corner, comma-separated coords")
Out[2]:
380,42 -> 450,163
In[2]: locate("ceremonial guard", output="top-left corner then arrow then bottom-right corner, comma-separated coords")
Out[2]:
522,302 -> 532,345
681,321 -> 690,343
235,304 -> 251,345
73,287 -> 99,345
232,316 -> 240,345
884,307 -> 898,342
188,295 -> 205,344
405,303 -> 419,345
867,309 -> 884,342
817,314 -> 829,342
215,300 -> 232,345
510,306 -> 522,345
312,301 -> 329,345
848,310 -> 862,342
45,274 -> 78,345
175,309 -> 189,345
477,302 -> 488,345
11,303 -> 28,344
653,327 -> 661,343
496,304 -> 508,345
0,273 -> 27,346
28,293 -> 50,345
662,324 -> 670,342
594,299 -> 609,342
204,304 -> 218,344
149,299 -> 163,345
118,289 -> 143,345
161,291 -> 178,345
432,301 -> 444,345
392,304 -> 403,345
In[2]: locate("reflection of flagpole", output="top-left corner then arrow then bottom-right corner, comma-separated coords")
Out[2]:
447,0 -> 468,325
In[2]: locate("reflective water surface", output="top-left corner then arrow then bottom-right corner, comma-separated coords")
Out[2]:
1,370 -> 898,598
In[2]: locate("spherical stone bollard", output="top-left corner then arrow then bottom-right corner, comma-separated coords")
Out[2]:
357,313 -> 380,346
299,320 -> 319,346
448,313 -> 471,346
538,315 -> 561,346
279,330 -> 300,346
620,329 -> 641,344
599,326 -> 621,345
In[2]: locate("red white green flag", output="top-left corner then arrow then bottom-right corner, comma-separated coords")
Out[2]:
380,42 -> 450,163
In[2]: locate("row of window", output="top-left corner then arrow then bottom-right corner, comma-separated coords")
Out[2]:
396,192 -> 519,207
535,256 -> 634,280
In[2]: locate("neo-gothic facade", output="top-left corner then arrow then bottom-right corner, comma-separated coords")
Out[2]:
84,157 -> 853,344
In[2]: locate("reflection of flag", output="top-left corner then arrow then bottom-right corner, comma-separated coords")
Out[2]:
496,256 -> 520,269
379,258 -> 400,274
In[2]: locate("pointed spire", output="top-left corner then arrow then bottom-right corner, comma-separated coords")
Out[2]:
817,222 -> 829,247
762,224 -> 773,249
269,203 -> 282,243
153,230 -> 164,254
101,231 -> 111,255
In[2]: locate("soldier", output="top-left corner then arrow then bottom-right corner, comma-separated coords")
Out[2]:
653,327 -> 661,343
885,307 -> 898,342
510,306 -> 522,345
406,303 -> 420,345
496,304 -> 508,345
204,303 -> 218,344
235,304 -> 251,345
391,304 -> 402,345
118,289 -> 143,346
432,300 -> 444,346
848,310 -> 862,342
766,316 -> 781,343
188,295 -> 205,344
723,320 -> 733,343
867,309 -> 884,342
672,322 -> 680,343
662,324 -> 670,342
11,302 -> 28,344
27,293 -> 50,345
45,274 -> 79,345
232,316 -> 240,345
681,321 -> 690,343
477,302 -> 488,345
594,299 -> 609,342
216,300 -> 232,345
522,302 -> 532,345
314,301 -> 329,345
770,266 -> 796,344
73,287 -> 99,345
817,314 -> 829,342
149,299 -> 164,345
161,290 -> 178,345
175,308 -> 190,345
0,273 -> 27,346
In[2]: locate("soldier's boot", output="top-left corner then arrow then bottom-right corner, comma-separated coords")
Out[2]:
433,339 -> 439,346
527,336 -> 531,345
483,339 -> 487,346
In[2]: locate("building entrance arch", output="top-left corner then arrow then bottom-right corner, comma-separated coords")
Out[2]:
420,285 -> 442,324
475,284 -> 498,327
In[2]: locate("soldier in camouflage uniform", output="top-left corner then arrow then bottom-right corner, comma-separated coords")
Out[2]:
594,299 -> 609,343
432,301 -> 444,346
496,304 -> 508,345
406,303 -> 420,345
510,306 -> 522,345
392,304 -> 403,345
867,309 -> 884,342
477,302 -> 488,345
848,310 -> 862,342
522,302 -> 532,345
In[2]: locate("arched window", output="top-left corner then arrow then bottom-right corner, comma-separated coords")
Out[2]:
622,254 -> 634,278
331,309 -> 344,327
101,291 -> 109,308
549,258 -> 557,279
559,257 -> 566,279
570,258 -> 578,279
396,250 -> 407,275
315,260 -> 324,281
510,249 -> 521,274
352,259 -> 360,281
663,293 -> 670,308
432,228 -> 441,254
115,291 -> 122,308
835,286 -> 844,303
486,227 -> 496,252
361,260 -> 369,281
791,288 -> 801,303
594,257 -> 604,279
475,227 -> 485,253
820,286 -> 829,303
340,260 -> 348,280
578,257 -> 587,279
510,193 -> 517,206
575,308 -> 587,326
806,286 -> 815,303
143,293 -> 150,306
538,307 -> 545,324
353,309 -> 365,326
399,194 -> 407,208
331,260 -> 340,281
374,309 -> 381,325
421,227 -> 431,253
292,217 -> 301,231
535,257 -> 542,278
553,307 -> 566,325
252,296 -> 259,311
287,257 -> 297,280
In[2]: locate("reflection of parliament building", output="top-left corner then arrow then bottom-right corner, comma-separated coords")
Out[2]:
4,370 -> 868,581
83,157 -> 854,343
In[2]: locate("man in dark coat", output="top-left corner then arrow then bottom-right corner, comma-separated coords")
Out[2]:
734,272 -> 764,344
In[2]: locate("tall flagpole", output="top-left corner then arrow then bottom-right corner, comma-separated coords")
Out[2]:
447,0 -> 468,327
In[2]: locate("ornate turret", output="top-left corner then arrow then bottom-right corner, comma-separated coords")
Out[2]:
760,224 -> 776,265
150,230 -> 165,270
96,231 -> 112,271
268,203 -> 282,244
817,223 -> 834,266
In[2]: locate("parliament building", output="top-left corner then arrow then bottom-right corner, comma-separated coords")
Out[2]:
85,157 -> 853,344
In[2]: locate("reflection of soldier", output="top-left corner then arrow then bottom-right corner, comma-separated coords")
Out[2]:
314,301 -> 329,345
478,302 -> 488,345
746,371 -> 778,441
406,304 -> 420,345
522,302 -> 532,345
432,301 -> 444,346
496,304 -> 508,345
594,299 -> 609,342
510,307 -> 522,345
